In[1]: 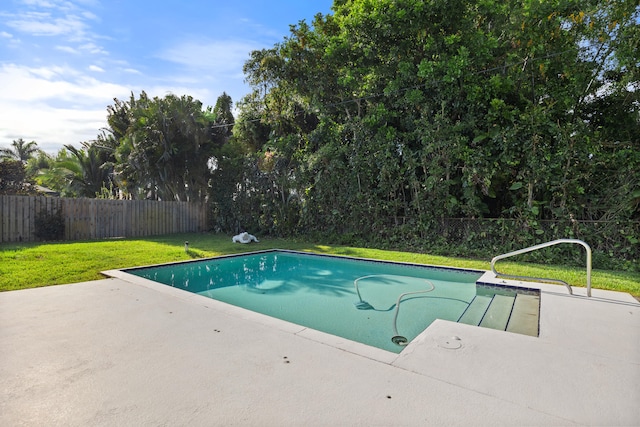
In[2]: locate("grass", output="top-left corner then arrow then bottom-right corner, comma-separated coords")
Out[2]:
1,232 -> 639,297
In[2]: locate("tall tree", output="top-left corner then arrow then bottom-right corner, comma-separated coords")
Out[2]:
110,92 -> 216,201
1,138 -> 40,162
207,92 -> 235,147
32,143 -> 114,198
63,143 -> 115,197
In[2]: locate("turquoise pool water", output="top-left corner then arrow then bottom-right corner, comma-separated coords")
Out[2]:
127,250 -> 483,353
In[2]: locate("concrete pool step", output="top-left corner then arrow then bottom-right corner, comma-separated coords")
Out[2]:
458,293 -> 539,337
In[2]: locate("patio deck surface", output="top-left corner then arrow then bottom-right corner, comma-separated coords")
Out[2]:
1,271 -> 638,426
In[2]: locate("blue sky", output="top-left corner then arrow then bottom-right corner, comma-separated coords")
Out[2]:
0,0 -> 334,153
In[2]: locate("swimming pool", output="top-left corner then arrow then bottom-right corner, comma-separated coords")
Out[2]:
124,250 -> 539,353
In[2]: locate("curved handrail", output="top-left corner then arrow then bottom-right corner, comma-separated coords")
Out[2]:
490,239 -> 592,297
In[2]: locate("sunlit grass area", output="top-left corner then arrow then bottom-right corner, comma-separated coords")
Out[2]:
1,232 -> 638,297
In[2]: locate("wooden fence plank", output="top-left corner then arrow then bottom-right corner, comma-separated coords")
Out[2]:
14,197 -> 22,241
32,196 -> 40,241
89,199 -> 96,240
129,200 -> 136,237
136,200 -> 141,236
139,200 -> 145,236
26,196 -> 34,241
163,201 -> 169,235
1,196 -> 8,242
1,196 -> 6,242
70,198 -> 79,240
130,200 -> 136,237
62,197 -> 68,240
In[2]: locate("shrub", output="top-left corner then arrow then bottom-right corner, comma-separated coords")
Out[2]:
34,208 -> 65,241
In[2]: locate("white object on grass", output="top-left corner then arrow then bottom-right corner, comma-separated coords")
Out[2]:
232,232 -> 259,243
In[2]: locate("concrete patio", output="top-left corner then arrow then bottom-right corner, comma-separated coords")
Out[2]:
1,270 -> 638,426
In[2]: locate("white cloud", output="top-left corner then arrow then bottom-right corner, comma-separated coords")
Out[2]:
0,5 -> 273,153
81,10 -> 98,21
0,63 -> 132,153
0,30 -> 21,46
157,39 -> 260,75
79,42 -> 107,55
3,1 -> 104,56
55,45 -> 79,54
20,0 -> 58,8
1,102 -> 107,152
6,12 -> 89,37
73,0 -> 100,7
1,63 -> 130,104
0,62 -> 242,153
151,38 -> 258,107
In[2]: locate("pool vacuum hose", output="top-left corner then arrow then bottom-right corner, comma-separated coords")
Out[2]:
390,287 -> 435,346
353,275 -> 435,346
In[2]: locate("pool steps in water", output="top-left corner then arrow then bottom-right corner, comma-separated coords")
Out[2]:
457,295 -> 492,325
458,293 -> 540,337
506,294 -> 540,336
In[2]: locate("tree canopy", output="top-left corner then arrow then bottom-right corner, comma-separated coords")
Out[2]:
226,0 -> 639,265
108,92 -> 218,201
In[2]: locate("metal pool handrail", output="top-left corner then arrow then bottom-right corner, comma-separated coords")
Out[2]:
490,239 -> 592,297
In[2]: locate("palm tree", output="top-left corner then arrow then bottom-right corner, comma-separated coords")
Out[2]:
61,143 -> 115,197
0,138 -> 40,162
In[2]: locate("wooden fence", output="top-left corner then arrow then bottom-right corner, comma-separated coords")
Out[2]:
0,195 -> 207,243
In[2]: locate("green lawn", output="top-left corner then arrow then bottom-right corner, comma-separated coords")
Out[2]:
1,232 -> 639,297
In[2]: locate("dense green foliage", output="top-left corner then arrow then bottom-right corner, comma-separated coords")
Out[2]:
107,91 -> 221,201
33,208 -> 65,241
226,0 -> 639,268
0,139 -> 42,195
0,160 -> 29,194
